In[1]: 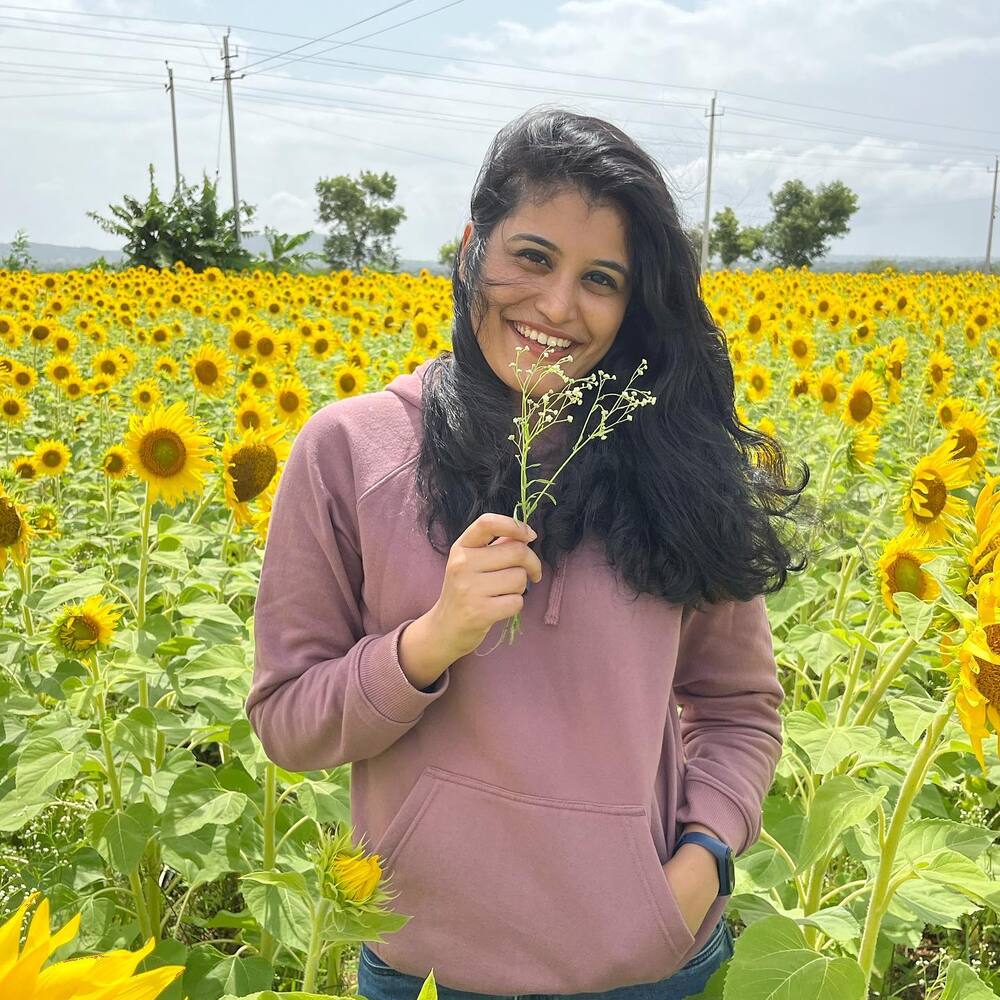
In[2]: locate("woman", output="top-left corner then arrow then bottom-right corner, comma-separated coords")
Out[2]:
246,107 -> 809,1000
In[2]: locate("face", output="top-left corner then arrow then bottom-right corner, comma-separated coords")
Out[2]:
459,187 -> 631,404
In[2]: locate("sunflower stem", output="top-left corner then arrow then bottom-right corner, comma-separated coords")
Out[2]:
856,688 -> 956,991
136,481 -> 153,631
302,896 -> 332,992
852,634 -> 920,728
833,601 -> 882,729
258,762 -> 277,963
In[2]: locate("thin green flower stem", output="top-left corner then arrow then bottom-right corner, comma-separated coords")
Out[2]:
135,481 -> 154,711
258,762 -> 277,963
302,896 -> 332,992
818,877 -> 869,908
325,942 -> 344,992
217,510 -> 237,602
16,560 -> 40,672
856,688 -> 956,990
757,828 -> 807,905
91,654 -> 153,941
104,475 -> 113,530
171,884 -> 198,938
833,601 -> 883,729
102,580 -> 138,621
852,635 -> 921,729
276,815 -> 310,855
190,481 -> 219,526
784,748 -> 816,805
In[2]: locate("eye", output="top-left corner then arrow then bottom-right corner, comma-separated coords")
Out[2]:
515,249 -> 618,290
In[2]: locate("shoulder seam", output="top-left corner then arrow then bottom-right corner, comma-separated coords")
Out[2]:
357,449 -> 420,509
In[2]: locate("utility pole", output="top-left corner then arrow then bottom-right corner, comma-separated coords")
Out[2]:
986,155 -> 998,274
165,62 -> 180,195
210,29 -> 243,245
700,92 -> 723,275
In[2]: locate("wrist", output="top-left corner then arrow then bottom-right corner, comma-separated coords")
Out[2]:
399,610 -> 456,690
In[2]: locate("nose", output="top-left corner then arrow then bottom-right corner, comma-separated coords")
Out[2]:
533,272 -> 579,328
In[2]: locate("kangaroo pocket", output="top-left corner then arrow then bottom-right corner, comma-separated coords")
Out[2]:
369,765 -> 697,995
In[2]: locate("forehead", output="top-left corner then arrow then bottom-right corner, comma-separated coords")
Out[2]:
503,189 -> 628,251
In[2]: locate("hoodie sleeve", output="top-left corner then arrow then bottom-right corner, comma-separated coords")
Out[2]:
671,592 -> 785,857
245,408 -> 450,773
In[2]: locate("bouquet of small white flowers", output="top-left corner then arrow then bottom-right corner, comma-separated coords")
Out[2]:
488,343 -> 658,648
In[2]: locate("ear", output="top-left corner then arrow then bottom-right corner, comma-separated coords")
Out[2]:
458,220 -> 473,280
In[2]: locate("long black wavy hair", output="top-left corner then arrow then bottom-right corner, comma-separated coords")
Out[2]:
413,106 -> 810,610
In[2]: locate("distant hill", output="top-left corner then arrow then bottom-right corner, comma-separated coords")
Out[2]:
0,235 -> 452,276
0,239 -> 989,275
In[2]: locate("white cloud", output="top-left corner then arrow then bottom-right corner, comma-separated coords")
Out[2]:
870,34 -> 1000,70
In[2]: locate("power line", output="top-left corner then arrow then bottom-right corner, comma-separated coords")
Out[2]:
2,4 -> 998,141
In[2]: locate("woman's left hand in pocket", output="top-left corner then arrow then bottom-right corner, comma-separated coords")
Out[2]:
662,851 -> 719,937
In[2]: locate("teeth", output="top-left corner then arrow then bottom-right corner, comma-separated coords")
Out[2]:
512,321 -> 573,350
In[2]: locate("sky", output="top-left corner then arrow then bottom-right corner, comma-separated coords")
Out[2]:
1,0 -> 998,261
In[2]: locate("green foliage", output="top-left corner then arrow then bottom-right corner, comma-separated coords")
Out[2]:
761,178 -> 860,268
254,227 -> 323,275
438,236 -> 460,269
315,170 -> 406,273
0,229 -> 37,272
87,165 -> 257,272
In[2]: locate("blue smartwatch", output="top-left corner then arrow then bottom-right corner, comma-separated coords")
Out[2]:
674,832 -> 735,897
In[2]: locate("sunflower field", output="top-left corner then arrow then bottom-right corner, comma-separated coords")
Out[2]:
0,262 -> 999,1000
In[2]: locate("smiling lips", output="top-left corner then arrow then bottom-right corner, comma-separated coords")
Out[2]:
508,320 -> 579,354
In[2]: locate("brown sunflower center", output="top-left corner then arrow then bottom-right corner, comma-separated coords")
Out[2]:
257,339 -> 275,356
2,399 -> 21,417
140,429 -> 186,477
972,653 -> 1000,705
230,444 -> 277,502
339,374 -> 357,394
234,330 -> 252,350
105,453 -> 125,475
279,390 -> 299,413
821,383 -> 837,403
195,360 -> 219,385
100,360 -> 117,375
849,390 -> 873,422
914,473 -> 947,520
792,339 -> 808,357
951,428 -> 978,460
0,499 -> 22,546
42,450 -> 62,468
16,461 -> 36,480
241,411 -> 261,429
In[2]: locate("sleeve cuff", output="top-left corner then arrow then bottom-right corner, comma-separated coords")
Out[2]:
358,619 -> 451,723
676,776 -> 756,856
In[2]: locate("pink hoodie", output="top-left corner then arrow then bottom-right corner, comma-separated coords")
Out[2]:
246,358 -> 785,995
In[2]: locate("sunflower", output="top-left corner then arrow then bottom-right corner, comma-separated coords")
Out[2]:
308,331 -> 336,360
966,475 -> 1000,587
331,362 -> 368,399
925,349 -> 954,398
187,342 -> 234,398
252,329 -> 279,365
936,396 -> 965,429
234,393 -> 273,433
10,363 -> 38,394
102,445 -> 131,479
91,347 -> 124,381
32,439 -> 71,477
29,502 -> 60,537
877,529 -> 942,616
220,425 -> 291,527
0,891 -> 184,998
245,363 -> 274,394
49,593 -> 122,662
131,378 -> 162,411
900,441 -> 976,546
62,378 -> 86,401
12,455 -> 39,481
45,356 -> 76,384
955,573 -> 1000,773
814,367 -> 842,417
847,428 -> 879,470
0,484 -> 33,572
786,330 -> 816,369
228,321 -> 257,357
0,391 -> 29,426
940,409 -> 993,481
841,370 -> 889,430
154,354 -> 180,379
744,363 -> 771,404
272,375 -> 311,429
123,401 -> 215,506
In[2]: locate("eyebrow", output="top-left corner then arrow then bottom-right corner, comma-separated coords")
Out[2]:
509,233 -> 630,281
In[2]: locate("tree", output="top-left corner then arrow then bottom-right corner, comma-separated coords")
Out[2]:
255,227 -> 323,274
88,165 -> 256,272
439,236 -> 460,269
711,208 -> 743,268
315,170 -> 406,272
761,178 -> 859,268
0,229 -> 37,272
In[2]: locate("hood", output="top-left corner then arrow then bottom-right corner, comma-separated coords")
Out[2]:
386,358 -> 568,627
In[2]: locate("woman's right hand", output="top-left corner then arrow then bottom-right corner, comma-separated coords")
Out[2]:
429,512 -> 544,659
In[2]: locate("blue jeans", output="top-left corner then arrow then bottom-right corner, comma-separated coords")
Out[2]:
357,916 -> 734,1000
